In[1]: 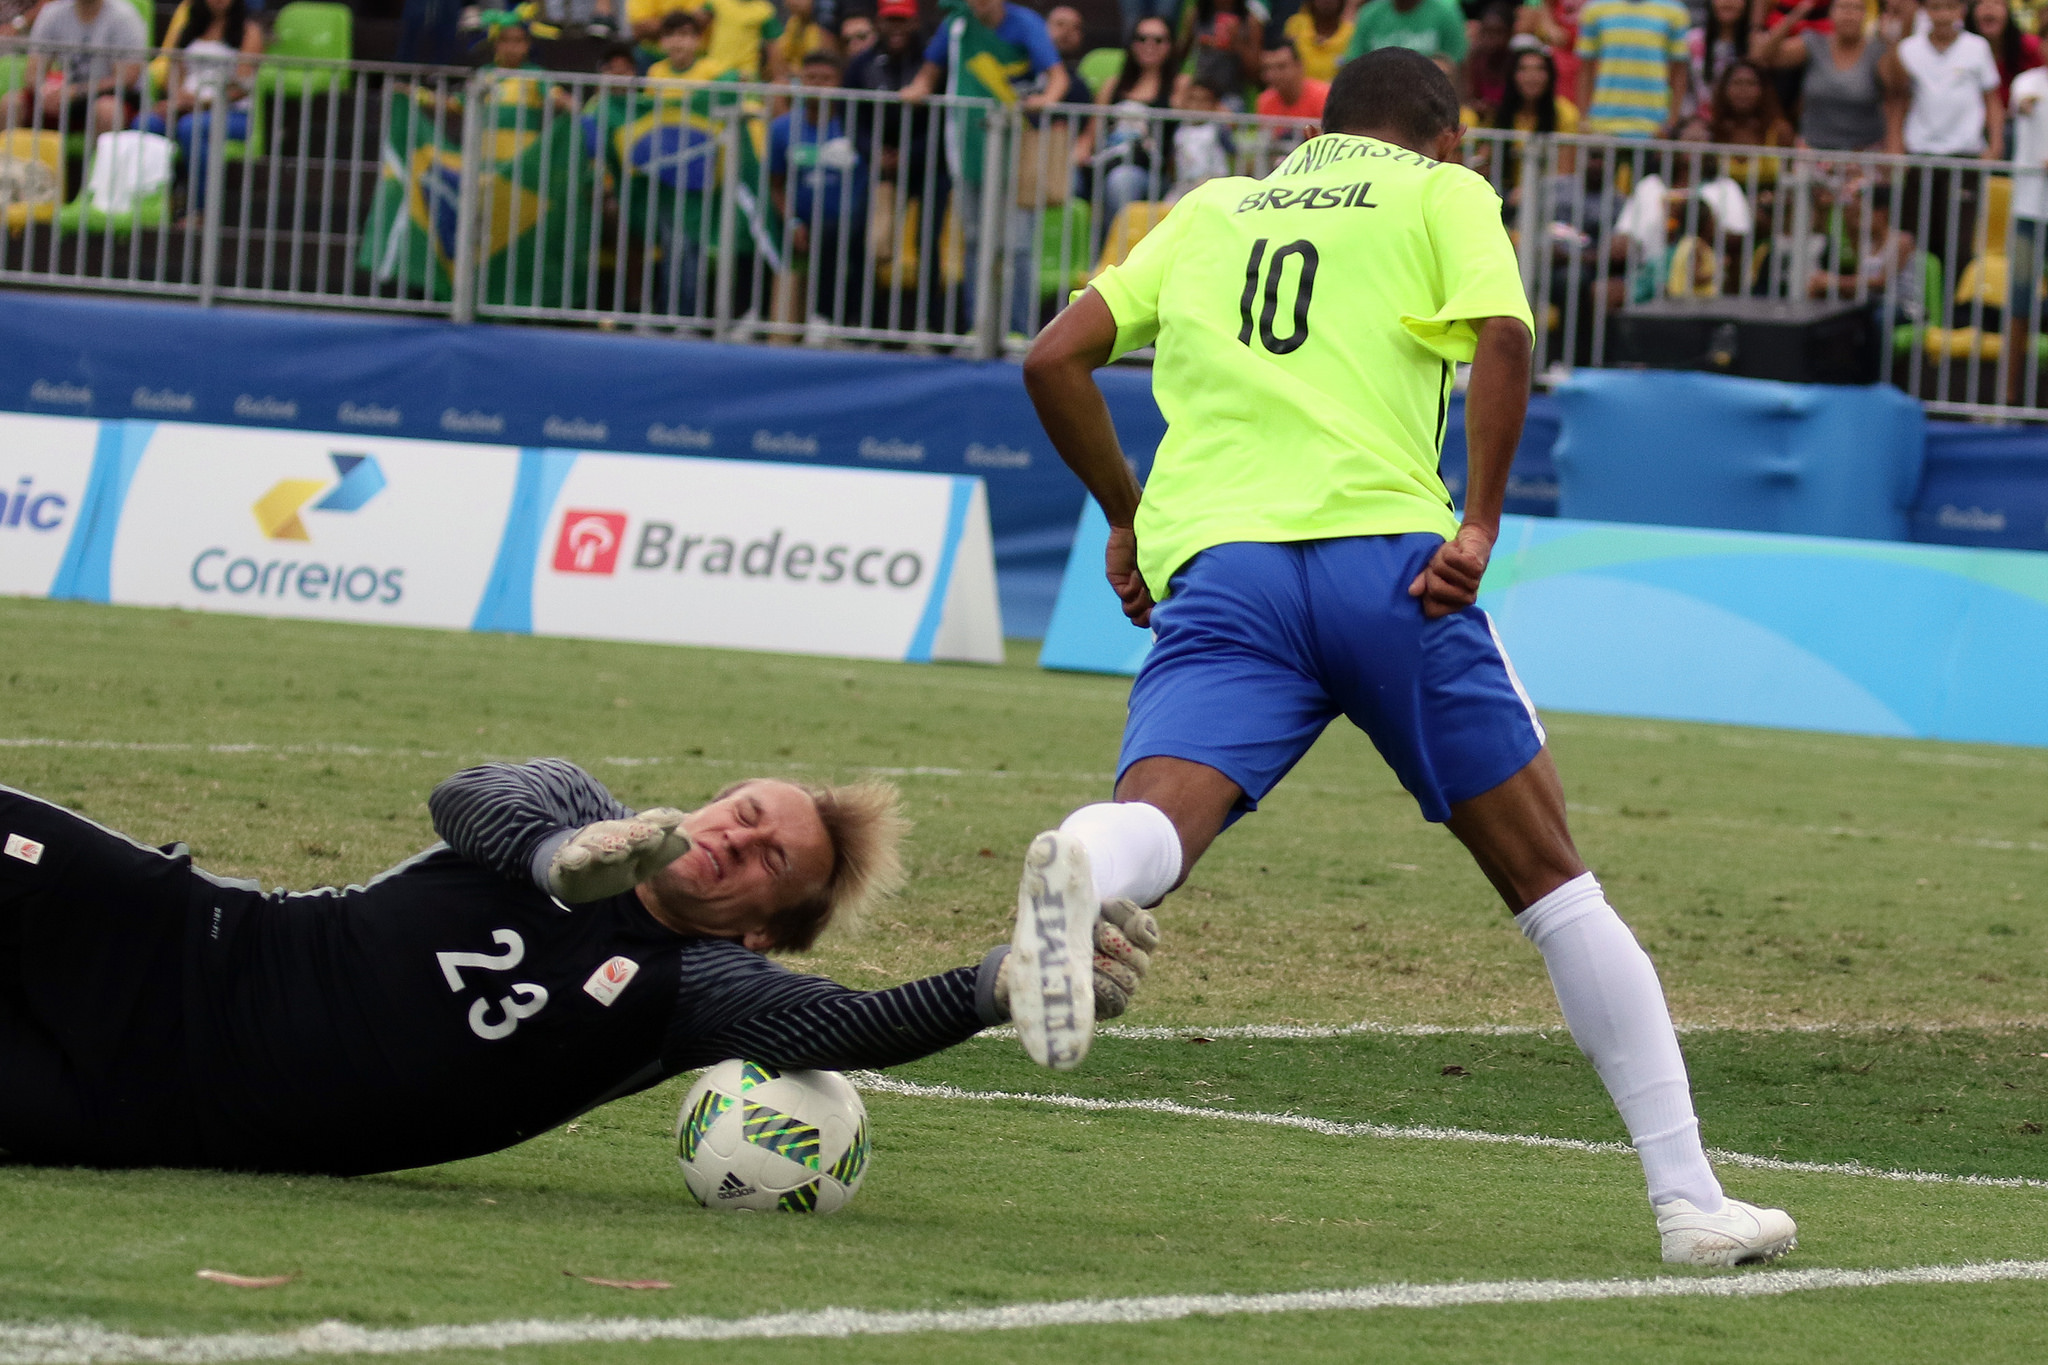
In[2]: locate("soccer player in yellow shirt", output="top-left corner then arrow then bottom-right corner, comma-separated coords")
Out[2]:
1016,49 -> 1797,1267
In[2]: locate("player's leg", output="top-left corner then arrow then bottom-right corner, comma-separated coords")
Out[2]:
1010,543 -> 1337,1066
1309,535 -> 1793,1265
0,786 -> 199,1166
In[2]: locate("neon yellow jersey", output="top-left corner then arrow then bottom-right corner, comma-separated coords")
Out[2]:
1090,133 -> 1533,597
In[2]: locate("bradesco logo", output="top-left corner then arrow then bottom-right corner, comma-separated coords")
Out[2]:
550,511 -> 928,589
1,476 -> 69,534
189,453 -> 407,605
553,510 -> 628,574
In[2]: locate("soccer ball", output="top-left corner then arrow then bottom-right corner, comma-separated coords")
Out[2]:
676,1060 -> 870,1213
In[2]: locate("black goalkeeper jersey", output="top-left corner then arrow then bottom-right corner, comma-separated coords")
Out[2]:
0,765 -> 1001,1175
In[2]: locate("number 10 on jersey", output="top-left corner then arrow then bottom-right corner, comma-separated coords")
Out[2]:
1238,238 -> 1319,355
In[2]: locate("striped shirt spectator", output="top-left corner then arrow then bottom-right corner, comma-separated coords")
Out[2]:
1575,0 -> 1692,137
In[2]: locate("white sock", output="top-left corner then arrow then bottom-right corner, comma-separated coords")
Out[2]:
1056,802 -> 1183,907
1518,873 -> 1724,1213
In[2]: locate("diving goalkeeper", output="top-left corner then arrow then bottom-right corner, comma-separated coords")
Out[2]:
0,762 -> 1154,1175
1017,48 -> 1793,1266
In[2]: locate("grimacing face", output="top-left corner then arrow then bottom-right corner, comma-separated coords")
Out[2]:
638,780 -> 834,948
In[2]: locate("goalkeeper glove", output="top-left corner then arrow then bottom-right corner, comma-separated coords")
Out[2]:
545,808 -> 692,903
996,897 -> 1161,1021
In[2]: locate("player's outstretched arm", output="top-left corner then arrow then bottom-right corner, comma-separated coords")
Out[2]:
1409,315 -> 1531,619
429,759 -> 657,897
1024,290 -> 1155,626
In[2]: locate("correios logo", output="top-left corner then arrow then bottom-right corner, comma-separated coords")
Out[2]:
253,453 -> 387,540
554,510 -> 628,575
190,451 -> 404,606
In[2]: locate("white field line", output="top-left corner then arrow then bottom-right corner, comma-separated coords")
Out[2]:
3,1262 -> 2045,1363
853,1075 -> 2048,1192
995,1020 -> 2048,1040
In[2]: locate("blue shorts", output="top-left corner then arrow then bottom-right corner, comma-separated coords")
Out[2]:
1118,535 -> 1547,825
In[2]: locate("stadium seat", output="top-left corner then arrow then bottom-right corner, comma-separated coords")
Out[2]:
53,131 -> 173,235
259,2 -> 355,101
1,130 -> 64,233
1075,47 -> 1122,98
1036,201 -> 1091,299
1090,200 -> 1169,277
0,53 -> 25,97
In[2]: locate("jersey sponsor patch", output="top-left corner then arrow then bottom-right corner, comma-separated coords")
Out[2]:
582,954 -> 641,1006
4,833 -> 45,865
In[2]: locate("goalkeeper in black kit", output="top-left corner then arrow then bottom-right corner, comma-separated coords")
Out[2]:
0,761 -> 1157,1175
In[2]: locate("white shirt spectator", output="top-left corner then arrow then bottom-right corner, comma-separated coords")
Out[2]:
2010,65 -> 2048,219
1897,29 -> 2001,155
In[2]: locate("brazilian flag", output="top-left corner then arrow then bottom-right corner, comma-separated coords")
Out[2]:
612,74 -> 782,276
937,0 -> 1030,186
357,75 -> 597,309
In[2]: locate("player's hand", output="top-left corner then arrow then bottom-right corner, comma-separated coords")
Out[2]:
546,809 -> 692,903
993,898 -> 1162,1019
1407,525 -> 1494,619
1105,523 -> 1156,628
1091,897 -> 1160,1019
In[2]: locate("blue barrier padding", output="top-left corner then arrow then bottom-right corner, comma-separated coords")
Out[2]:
1438,391 -> 1563,517
48,419 -> 153,604
1552,370 -> 1924,541
1911,421 -> 2048,552
472,448 -> 580,634
0,291 -> 1166,638
1039,511 -> 2048,747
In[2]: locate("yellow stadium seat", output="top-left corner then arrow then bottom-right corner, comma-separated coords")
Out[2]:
2,130 -> 64,233
1091,201 -> 1171,278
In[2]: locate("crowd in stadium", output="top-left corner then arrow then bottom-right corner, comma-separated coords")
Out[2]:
7,0 -> 2048,360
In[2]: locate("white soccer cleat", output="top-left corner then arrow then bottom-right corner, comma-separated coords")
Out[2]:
1656,1197 -> 1798,1266
1009,830 -> 1098,1072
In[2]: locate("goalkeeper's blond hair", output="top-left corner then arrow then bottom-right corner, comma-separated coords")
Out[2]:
718,778 -> 908,952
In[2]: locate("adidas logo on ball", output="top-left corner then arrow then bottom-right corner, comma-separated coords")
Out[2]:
716,1171 -> 757,1201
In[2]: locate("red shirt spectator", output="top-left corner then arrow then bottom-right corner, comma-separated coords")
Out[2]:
1968,0 -> 2040,106
1255,47 -> 1329,120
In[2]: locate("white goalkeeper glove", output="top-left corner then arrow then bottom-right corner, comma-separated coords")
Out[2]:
996,898 -> 1161,1021
545,808 -> 692,903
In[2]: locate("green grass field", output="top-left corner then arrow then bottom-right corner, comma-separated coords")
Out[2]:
2,597 -> 2045,1363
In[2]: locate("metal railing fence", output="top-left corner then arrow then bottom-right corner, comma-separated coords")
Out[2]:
6,41 -> 2048,417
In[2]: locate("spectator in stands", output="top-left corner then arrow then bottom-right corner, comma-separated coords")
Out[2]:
1575,0 -> 1691,138
1615,112 -> 1754,296
1967,0 -> 2038,106
1121,0 -> 1179,45
1342,0 -> 1468,66
11,0 -> 149,141
1255,38 -> 1329,152
1282,0 -> 1354,83
2007,57 -> 2048,399
1046,4 -> 1090,95
1751,0 -> 1891,151
1072,14 -> 1179,225
1497,31 -> 1580,133
1807,182 -> 1917,302
1708,58 -> 1794,187
1464,2 -> 1515,113
1168,67 -> 1235,197
649,10 -> 726,80
483,17 -> 580,113
135,0 -> 263,217
1185,0 -> 1267,105
839,9 -> 876,58
901,0 -> 1067,334
659,0 -> 778,79
770,49 -> 867,335
767,0 -> 834,81
1885,0 -> 2002,265
1517,0 -> 1582,102
624,0 -> 670,67
1684,0 -> 1750,119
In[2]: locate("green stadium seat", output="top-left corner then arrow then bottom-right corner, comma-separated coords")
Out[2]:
258,1 -> 355,102
1075,47 -> 1123,99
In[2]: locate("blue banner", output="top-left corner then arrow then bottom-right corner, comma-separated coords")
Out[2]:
1040,510 -> 2048,748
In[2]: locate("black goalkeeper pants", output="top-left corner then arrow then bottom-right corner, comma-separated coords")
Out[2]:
0,786 -> 203,1166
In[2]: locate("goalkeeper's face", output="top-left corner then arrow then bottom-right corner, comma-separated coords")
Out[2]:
646,780 -> 833,948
